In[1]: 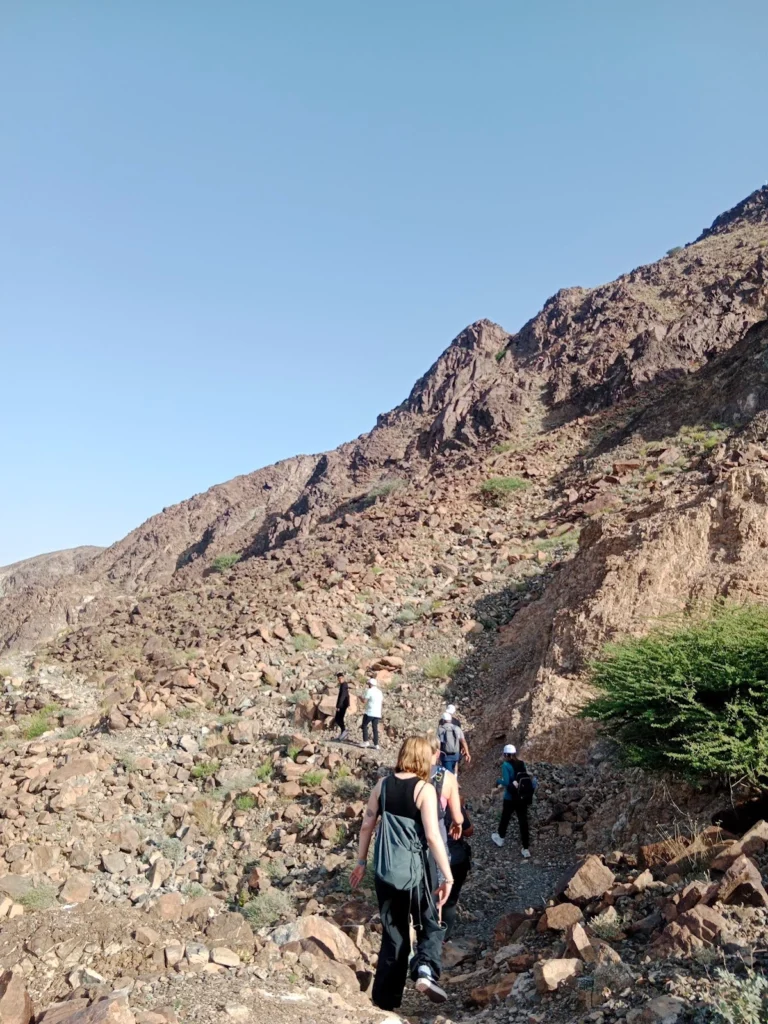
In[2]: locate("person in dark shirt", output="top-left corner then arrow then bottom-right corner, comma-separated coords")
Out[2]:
333,672 -> 350,740
442,802 -> 473,942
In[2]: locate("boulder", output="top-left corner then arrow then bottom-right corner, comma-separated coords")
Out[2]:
626,995 -> 687,1024
60,873 -> 93,904
566,921 -> 597,962
271,915 -> 359,965
556,856 -> 615,903
711,820 -> 768,871
717,854 -> 768,907
0,971 -> 33,1024
654,903 -> 730,955
468,975 -> 517,1006
533,958 -> 583,993
205,911 -> 255,954
38,999 -> 135,1024
537,903 -> 583,932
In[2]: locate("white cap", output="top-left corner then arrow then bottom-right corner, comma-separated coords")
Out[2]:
503,743 -> 517,755
441,712 -> 452,722
368,677 -> 379,686
446,704 -> 456,715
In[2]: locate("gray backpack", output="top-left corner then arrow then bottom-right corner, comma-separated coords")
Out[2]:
374,778 -> 426,891
438,722 -> 461,756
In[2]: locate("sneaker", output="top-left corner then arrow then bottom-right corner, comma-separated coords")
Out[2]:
373,744 -> 380,750
415,966 -> 447,1004
361,741 -> 370,748
339,730 -> 349,741
491,832 -> 504,847
521,848 -> 531,859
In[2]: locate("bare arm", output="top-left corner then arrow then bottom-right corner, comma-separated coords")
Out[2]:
350,780 -> 381,888
416,783 -> 453,886
445,772 -> 464,839
460,737 -> 471,763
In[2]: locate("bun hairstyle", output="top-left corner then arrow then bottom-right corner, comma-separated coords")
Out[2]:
396,735 -> 433,781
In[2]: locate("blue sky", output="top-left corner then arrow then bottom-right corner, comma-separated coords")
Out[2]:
2,1 -> 767,565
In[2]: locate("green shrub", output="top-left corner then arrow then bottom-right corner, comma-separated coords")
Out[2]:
287,744 -> 301,761
19,884 -> 58,911
235,793 -> 257,811
191,760 -> 220,780
581,605 -> 768,783
395,605 -> 421,625
241,889 -> 294,928
21,704 -> 61,739
480,477 -> 529,504
211,553 -> 241,573
666,246 -> 683,256
495,348 -> 507,363
492,441 -> 517,454
254,762 -> 274,781
300,770 -> 324,787
423,655 -> 461,679
292,634 -> 318,652
159,837 -> 185,866
702,966 -> 768,1024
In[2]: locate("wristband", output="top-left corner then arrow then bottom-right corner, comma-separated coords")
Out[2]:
356,858 -> 366,867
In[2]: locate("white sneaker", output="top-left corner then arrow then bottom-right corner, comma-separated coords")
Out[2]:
373,744 -> 380,750
339,730 -> 349,741
414,966 -> 447,1004
521,848 -> 531,858
491,833 -> 504,847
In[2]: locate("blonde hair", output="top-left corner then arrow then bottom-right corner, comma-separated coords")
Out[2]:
423,731 -> 440,755
395,735 -> 433,781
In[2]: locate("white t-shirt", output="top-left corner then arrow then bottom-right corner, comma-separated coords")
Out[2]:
364,685 -> 383,718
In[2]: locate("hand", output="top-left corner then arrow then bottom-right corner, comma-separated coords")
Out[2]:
349,863 -> 366,889
463,751 -> 472,765
436,879 -> 453,909
449,820 -> 463,840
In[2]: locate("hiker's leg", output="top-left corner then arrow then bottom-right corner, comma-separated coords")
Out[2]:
445,756 -> 459,774
372,879 -> 411,1010
371,717 -> 380,745
442,858 -> 469,941
362,715 -> 370,743
498,799 -> 514,838
516,803 -> 531,849
410,881 -> 444,982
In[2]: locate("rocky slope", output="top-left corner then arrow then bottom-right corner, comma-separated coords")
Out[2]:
0,548 -> 103,599
3,187 -> 768,1024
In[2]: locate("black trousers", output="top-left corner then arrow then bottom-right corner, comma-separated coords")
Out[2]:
333,706 -> 347,730
498,799 -> 530,848
362,714 -> 380,745
441,856 -> 470,942
372,877 -> 443,1010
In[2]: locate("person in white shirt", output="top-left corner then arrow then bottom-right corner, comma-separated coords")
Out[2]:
362,677 -> 383,749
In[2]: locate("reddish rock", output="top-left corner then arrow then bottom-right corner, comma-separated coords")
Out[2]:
468,975 -> 517,1006
533,957 -> 583,993
537,903 -> 584,932
717,854 -> 768,907
0,970 -> 33,1024
556,856 -> 615,903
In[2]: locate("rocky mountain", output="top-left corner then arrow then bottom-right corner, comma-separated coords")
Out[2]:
3,187 -> 767,657
0,548 -> 103,600
3,187 -> 768,1024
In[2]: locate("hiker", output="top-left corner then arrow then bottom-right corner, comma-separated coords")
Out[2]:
350,735 -> 453,1009
333,671 -> 350,740
426,732 -> 463,845
437,712 -> 471,774
362,677 -> 383,749
491,744 -> 533,858
442,801 -> 473,943
440,703 -> 462,729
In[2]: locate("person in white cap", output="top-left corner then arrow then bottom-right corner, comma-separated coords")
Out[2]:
437,712 -> 471,774
491,744 -> 532,857
361,677 -> 383,749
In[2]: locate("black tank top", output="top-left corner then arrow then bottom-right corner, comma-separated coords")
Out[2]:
380,774 -> 423,821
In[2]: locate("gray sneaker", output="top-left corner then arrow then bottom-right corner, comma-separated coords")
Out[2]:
415,966 -> 447,1004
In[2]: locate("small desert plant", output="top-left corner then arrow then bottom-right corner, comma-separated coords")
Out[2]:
254,762 -> 274,781
395,605 -> 421,625
0,666 -> 12,678
335,824 -> 348,845
666,246 -> 683,256
182,881 -> 207,898
495,348 -> 507,363
235,793 -> 257,811
191,760 -> 220,780
241,889 -> 294,928
334,777 -> 366,800
300,770 -> 324,787
191,798 -> 222,837
582,604 -> 768,783
211,553 -> 241,573
702,966 -> 768,1024
492,440 -> 517,454
589,906 -> 626,941
21,704 -> 62,739
286,744 -> 301,761
368,479 -> 404,500
423,654 -> 461,679
19,884 -> 58,911
159,837 -> 185,866
480,476 -> 529,504
287,689 -> 310,704
334,764 -> 351,780
292,634 -> 318,652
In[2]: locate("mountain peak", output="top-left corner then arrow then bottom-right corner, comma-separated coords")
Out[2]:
697,184 -> 768,241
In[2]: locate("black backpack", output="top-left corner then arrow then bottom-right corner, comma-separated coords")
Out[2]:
507,761 -> 535,806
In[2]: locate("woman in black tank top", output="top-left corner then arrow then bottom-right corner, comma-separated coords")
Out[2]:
350,736 -> 454,1010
